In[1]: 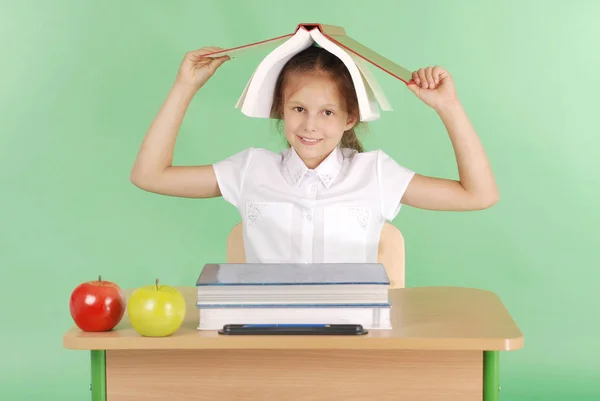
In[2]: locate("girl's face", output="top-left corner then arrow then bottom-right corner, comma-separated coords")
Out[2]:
281,72 -> 357,169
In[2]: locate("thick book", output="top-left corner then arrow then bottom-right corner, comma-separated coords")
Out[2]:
196,263 -> 390,285
195,287 -> 390,305
197,304 -> 391,330
203,23 -> 413,122
195,263 -> 391,305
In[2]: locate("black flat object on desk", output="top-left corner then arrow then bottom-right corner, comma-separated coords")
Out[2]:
218,324 -> 368,335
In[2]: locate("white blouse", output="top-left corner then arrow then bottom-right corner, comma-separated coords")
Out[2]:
213,146 -> 415,264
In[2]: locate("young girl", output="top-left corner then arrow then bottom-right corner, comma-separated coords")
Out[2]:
131,45 -> 498,269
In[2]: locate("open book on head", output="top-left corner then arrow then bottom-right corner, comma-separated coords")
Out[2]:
204,23 -> 413,122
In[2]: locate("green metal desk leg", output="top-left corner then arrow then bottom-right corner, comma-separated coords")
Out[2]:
483,351 -> 500,401
91,350 -> 106,401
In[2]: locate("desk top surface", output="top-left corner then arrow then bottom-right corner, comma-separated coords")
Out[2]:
63,286 -> 523,351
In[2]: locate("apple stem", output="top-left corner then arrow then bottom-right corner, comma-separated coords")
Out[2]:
98,275 -> 101,284
156,278 -> 159,290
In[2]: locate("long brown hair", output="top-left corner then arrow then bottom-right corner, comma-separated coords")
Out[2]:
270,46 -> 364,152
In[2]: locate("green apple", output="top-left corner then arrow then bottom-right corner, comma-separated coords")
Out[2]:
127,278 -> 186,337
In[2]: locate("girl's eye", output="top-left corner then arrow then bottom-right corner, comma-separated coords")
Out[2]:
294,107 -> 304,112
324,110 -> 334,116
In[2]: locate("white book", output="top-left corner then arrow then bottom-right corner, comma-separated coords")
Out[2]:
234,26 -> 385,121
197,305 -> 391,330
204,23 -> 414,122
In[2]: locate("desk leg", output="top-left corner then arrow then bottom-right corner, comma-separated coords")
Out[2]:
91,350 -> 107,401
483,351 -> 499,401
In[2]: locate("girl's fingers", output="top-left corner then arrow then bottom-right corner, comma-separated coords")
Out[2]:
418,68 -> 428,89
425,66 -> 435,88
432,66 -> 443,85
412,70 -> 421,86
413,66 -> 447,89
209,55 -> 230,69
188,46 -> 224,58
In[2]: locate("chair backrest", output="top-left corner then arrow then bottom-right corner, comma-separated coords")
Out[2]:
376,222 -> 406,289
226,221 -> 405,288
226,223 -> 246,264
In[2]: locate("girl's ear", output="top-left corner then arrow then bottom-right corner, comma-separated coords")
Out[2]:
345,114 -> 358,130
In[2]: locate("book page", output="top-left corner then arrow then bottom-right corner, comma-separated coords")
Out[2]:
240,27 -> 314,118
349,54 -> 393,111
235,68 -> 256,108
327,34 -> 413,83
203,35 -> 292,60
309,29 -> 380,121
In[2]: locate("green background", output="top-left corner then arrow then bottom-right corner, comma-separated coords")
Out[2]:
1,0 -> 598,399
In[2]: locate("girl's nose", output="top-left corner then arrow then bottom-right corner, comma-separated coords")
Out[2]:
304,116 -> 317,133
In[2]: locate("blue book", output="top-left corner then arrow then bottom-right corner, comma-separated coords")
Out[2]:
195,263 -> 390,286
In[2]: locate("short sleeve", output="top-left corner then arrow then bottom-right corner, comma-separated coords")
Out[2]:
212,148 -> 254,208
376,150 -> 416,221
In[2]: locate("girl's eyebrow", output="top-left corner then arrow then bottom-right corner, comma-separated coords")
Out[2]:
286,100 -> 340,108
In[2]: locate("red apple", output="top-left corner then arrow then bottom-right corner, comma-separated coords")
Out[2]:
69,275 -> 126,332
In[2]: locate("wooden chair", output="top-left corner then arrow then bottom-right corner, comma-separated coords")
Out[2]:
226,221 -> 405,288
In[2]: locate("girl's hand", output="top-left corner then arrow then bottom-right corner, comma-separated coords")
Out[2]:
407,66 -> 459,112
175,46 -> 230,91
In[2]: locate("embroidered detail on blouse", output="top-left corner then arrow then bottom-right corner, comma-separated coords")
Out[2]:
247,202 -> 268,226
348,207 -> 370,230
319,173 -> 333,187
293,168 -> 305,185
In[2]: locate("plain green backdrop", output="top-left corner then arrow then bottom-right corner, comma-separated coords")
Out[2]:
1,0 -> 599,400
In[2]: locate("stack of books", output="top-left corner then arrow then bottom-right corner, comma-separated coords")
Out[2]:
195,263 -> 392,330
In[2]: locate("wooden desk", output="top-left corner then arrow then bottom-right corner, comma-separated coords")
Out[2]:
63,286 -> 523,401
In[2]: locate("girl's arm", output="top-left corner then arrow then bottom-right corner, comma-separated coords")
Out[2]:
130,47 -> 229,198
400,66 -> 499,211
